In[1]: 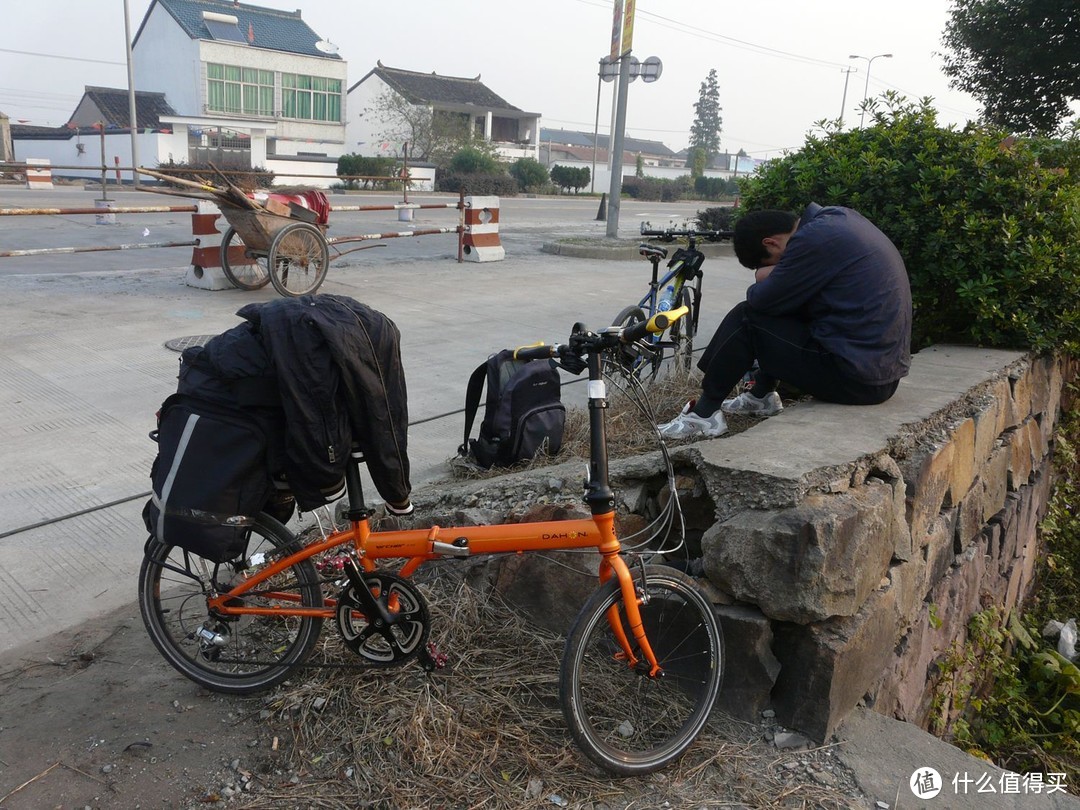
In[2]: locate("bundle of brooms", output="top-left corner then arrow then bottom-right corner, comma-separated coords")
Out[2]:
136,162 -> 290,217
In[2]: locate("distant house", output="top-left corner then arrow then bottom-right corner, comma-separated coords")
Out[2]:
131,0 -> 348,184
540,128 -> 682,168
346,62 -> 539,162
13,0 -> 347,186
11,89 -> 178,181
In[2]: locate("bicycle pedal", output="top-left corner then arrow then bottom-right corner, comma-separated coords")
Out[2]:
419,641 -> 448,671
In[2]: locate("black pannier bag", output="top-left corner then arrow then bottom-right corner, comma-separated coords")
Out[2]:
143,394 -> 273,563
459,349 -> 566,469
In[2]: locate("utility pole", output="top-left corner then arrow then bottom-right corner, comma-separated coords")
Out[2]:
839,66 -> 856,127
123,0 -> 139,187
606,0 -> 635,239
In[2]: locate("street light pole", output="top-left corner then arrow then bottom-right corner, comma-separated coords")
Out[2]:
849,53 -> 892,127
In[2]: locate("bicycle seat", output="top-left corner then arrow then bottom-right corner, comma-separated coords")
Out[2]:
639,244 -> 668,260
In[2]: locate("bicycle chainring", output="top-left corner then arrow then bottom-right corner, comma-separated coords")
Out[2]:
334,571 -> 430,667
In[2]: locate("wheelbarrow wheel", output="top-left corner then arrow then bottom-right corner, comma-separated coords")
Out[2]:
220,226 -> 271,290
268,222 -> 329,297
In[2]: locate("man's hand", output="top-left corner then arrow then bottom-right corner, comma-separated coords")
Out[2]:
754,265 -> 775,283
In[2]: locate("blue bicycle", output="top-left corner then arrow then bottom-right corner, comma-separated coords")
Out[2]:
610,227 -> 732,381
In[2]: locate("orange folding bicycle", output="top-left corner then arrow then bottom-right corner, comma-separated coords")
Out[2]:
138,307 -> 724,775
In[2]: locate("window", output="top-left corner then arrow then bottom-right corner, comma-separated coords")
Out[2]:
282,73 -> 342,122
206,63 -> 273,116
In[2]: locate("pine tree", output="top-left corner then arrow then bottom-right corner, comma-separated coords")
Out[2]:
689,69 -> 723,163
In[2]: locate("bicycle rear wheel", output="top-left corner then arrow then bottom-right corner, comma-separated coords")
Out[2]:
559,565 -> 723,775
138,513 -> 324,694
669,286 -> 696,373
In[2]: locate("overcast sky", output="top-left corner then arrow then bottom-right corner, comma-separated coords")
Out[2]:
1,0 -> 981,158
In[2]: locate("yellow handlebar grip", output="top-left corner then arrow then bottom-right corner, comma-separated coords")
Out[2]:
647,305 -> 689,333
513,341 -> 546,360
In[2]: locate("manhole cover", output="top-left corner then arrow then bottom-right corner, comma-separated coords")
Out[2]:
164,335 -> 216,352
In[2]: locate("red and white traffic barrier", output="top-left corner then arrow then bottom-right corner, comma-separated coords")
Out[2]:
25,158 -> 53,190
186,201 -> 232,290
461,196 -> 505,262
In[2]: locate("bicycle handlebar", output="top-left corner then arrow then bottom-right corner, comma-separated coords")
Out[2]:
511,306 -> 690,367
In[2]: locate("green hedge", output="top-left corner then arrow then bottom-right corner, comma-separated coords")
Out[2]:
737,95 -> 1080,354
436,173 -> 519,196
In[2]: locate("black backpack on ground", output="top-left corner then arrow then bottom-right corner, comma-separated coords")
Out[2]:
459,349 -> 566,469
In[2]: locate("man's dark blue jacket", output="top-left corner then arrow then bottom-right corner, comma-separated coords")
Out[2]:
746,202 -> 912,385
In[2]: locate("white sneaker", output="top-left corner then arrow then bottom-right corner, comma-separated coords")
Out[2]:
721,391 -> 783,417
658,401 -> 728,440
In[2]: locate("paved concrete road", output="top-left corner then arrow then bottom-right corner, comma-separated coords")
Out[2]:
0,186 -> 751,653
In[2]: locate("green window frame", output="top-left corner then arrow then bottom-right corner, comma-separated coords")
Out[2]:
281,73 -> 342,122
206,63 -> 273,116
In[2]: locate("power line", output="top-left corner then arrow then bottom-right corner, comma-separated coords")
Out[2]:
0,47 -> 125,67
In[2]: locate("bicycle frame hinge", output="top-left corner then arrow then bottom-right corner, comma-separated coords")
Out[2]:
432,537 -> 470,557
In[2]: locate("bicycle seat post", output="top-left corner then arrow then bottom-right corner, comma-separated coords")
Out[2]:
343,448 -> 373,521
583,349 -> 615,515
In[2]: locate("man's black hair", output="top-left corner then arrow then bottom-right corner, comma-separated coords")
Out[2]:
733,210 -> 798,269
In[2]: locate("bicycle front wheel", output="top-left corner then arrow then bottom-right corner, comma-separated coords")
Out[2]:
138,513 -> 324,694
559,565 -> 723,775
606,305 -> 661,382
670,286 -> 696,373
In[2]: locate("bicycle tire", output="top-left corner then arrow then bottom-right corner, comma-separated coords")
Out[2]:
138,513 -> 324,694
670,286 -> 696,373
220,226 -> 272,290
268,222 -> 330,297
559,564 -> 723,775
606,305 -> 660,383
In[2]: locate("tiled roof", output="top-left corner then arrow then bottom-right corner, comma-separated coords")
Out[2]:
10,124 -> 74,139
138,0 -> 339,59
72,87 -> 177,130
540,127 -> 677,158
358,62 -> 522,113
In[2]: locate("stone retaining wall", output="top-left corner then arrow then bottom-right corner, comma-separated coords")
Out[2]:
412,347 -> 1076,745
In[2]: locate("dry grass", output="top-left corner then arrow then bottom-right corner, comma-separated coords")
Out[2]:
450,365 -> 765,481
241,575 -> 860,810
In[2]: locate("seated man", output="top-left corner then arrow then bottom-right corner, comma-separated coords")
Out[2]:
659,203 -> 912,439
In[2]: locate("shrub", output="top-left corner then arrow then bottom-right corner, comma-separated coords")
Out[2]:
737,94 -> 1080,354
693,175 -> 739,200
550,165 -> 590,194
695,206 -> 736,232
336,154 -> 399,190
155,159 -> 275,189
435,173 -> 519,196
448,147 -> 502,175
621,176 -> 683,202
510,158 -> 549,192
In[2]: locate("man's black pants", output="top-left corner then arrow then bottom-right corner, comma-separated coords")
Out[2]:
697,301 -> 898,406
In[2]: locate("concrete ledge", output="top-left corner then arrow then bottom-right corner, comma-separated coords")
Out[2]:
683,345 -> 1027,513
541,239 -> 733,261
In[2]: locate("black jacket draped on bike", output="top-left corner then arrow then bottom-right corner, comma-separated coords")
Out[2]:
177,294 -> 411,511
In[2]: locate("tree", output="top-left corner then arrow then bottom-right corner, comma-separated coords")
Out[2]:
365,91 -> 497,167
510,157 -> 548,191
550,165 -> 590,194
941,0 -> 1080,134
689,69 -> 723,162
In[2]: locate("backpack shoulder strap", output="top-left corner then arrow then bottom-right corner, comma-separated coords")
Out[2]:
459,359 -> 490,456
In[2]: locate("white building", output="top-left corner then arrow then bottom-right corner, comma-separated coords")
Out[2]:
346,62 -> 539,164
131,0 -> 348,185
